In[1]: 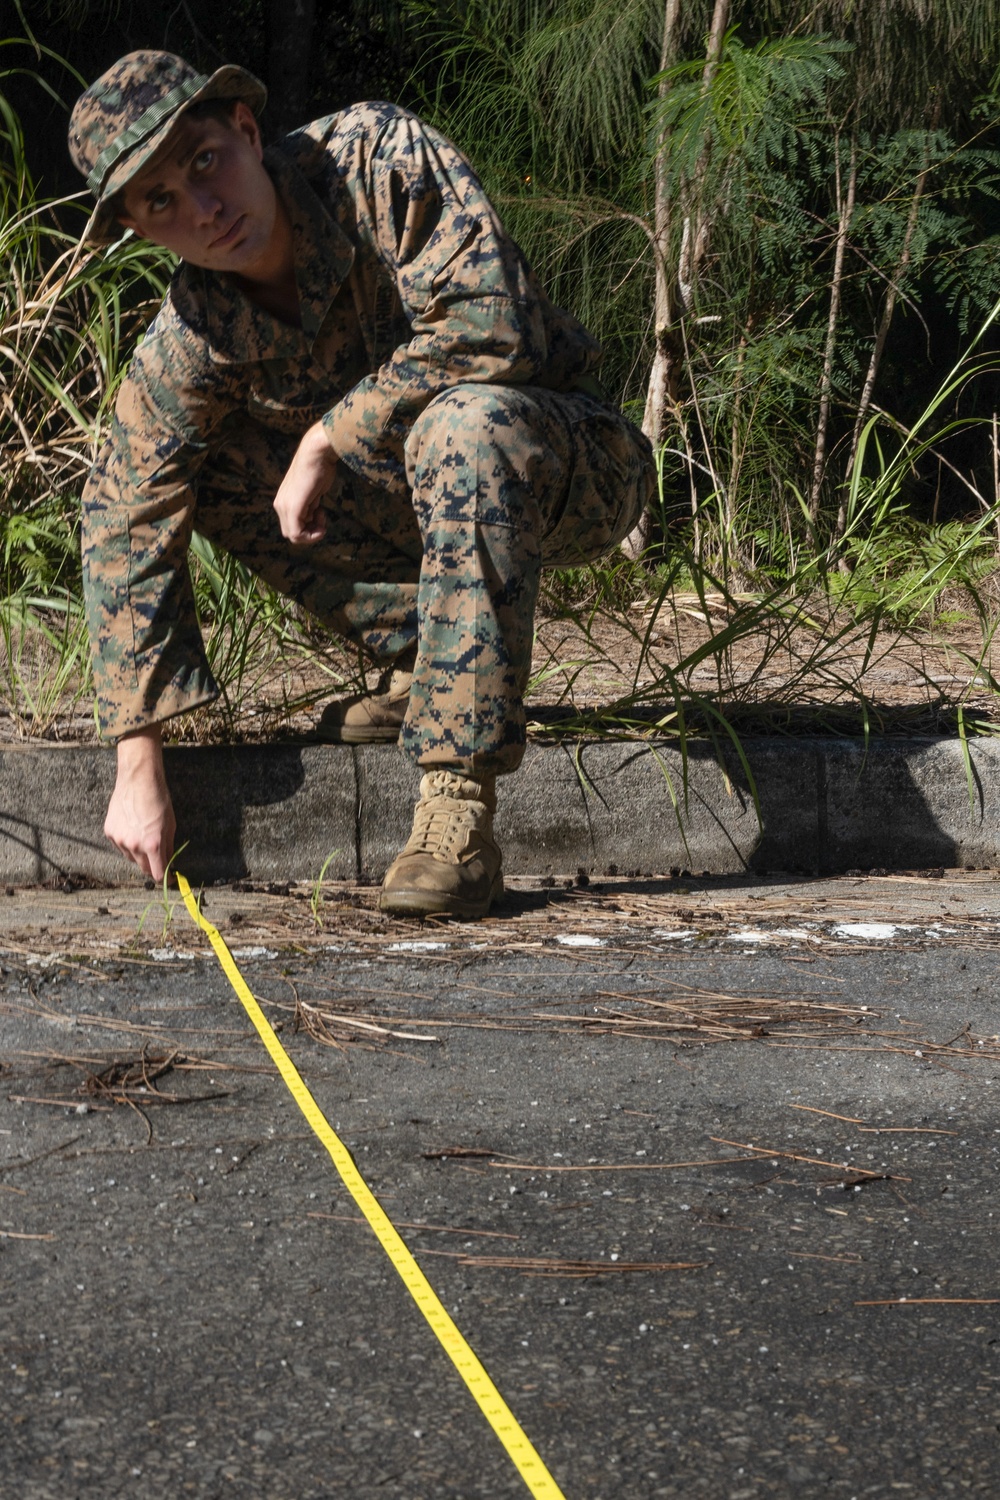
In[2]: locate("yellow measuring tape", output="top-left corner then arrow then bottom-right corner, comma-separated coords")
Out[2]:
176,874 -> 566,1500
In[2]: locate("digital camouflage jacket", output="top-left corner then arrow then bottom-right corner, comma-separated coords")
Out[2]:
82,102 -> 603,739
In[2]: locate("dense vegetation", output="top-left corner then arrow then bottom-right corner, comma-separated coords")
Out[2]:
4,1 -> 1000,738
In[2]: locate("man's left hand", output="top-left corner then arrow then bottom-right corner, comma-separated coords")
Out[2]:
273,422 -> 339,544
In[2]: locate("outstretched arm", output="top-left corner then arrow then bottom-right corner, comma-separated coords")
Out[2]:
105,726 -> 176,882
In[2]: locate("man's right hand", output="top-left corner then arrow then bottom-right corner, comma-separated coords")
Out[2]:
105,726 -> 176,882
273,421 -> 338,544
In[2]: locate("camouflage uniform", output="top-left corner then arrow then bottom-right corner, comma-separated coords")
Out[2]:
82,102 -> 654,774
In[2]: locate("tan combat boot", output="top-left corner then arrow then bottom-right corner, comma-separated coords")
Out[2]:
313,651 -> 415,744
379,769 -> 503,919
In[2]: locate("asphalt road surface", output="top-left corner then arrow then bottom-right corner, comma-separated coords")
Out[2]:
2,873 -> 999,1498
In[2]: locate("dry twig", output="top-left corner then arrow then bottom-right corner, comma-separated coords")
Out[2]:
414,1250 -> 707,1278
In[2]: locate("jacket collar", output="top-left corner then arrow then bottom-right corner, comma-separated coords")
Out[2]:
205,145 -> 355,364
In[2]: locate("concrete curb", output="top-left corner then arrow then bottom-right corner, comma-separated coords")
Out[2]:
3,736 -> 999,886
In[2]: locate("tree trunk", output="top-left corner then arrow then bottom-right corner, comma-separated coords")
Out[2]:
625,0 -> 730,561
621,0 -> 682,560
808,133 -> 858,524
677,0 -> 730,308
834,113 -> 939,557
644,0 -> 683,448
727,326 -> 749,537
266,0 -> 317,136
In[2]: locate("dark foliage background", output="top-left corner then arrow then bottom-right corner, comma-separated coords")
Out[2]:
6,0 -> 1000,606
7,0 -> 422,192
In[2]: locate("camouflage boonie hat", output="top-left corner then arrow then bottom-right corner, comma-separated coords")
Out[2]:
68,50 -> 267,244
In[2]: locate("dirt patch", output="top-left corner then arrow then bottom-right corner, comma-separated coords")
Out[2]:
2,591 -> 997,745
4,870 -> 1000,963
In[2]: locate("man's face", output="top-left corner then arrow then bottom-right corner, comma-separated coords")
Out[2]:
118,103 -> 281,277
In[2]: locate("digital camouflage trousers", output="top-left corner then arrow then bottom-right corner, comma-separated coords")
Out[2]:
197,382 -> 654,775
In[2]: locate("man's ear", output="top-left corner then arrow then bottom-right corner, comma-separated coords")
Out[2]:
231,100 -> 263,160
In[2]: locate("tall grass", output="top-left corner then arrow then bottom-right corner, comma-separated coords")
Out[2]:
0,48 -> 358,739
413,5 -> 1000,580
0,87 -> 172,574
0,42 -> 173,735
533,308 -> 1000,749
3,21 -> 1000,747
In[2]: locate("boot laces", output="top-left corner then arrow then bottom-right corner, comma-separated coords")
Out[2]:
405,795 -> 487,861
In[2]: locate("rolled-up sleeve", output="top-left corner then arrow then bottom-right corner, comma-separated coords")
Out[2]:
323,109 -> 550,494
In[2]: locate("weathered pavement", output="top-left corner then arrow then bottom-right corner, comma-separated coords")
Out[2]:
2,872 -> 999,1498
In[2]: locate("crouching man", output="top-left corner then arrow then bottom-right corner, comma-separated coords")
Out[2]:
69,50 -> 653,918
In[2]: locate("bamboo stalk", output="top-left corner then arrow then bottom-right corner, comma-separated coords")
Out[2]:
835,105 -> 941,554
992,411 -> 999,547
677,0 -> 731,309
727,329 -> 749,537
646,0 -> 683,434
809,132 -> 858,523
624,0 -> 683,558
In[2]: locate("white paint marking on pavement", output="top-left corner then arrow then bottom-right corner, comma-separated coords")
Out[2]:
831,922 -> 900,940
386,940 -> 451,952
